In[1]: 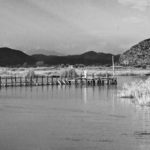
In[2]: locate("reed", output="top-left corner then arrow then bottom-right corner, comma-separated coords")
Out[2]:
60,68 -> 79,79
119,78 -> 150,106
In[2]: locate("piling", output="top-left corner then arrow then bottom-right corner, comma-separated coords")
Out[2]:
46,76 -> 49,85
0,75 -> 117,88
0,76 -> 1,87
20,77 -> 22,86
5,77 -> 8,87
30,76 -> 32,86
36,76 -> 38,86
41,76 -> 44,86
80,74 -> 82,84
11,77 -> 13,86
51,76 -> 54,85
25,77 -> 27,86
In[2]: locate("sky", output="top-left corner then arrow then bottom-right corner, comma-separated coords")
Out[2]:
0,0 -> 150,54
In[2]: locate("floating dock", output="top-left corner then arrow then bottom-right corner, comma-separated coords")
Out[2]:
0,75 -> 117,88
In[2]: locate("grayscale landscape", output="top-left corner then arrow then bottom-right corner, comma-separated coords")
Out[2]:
1,0 -> 150,150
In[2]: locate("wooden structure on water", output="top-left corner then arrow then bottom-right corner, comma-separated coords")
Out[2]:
0,56 -> 118,88
0,75 -> 117,88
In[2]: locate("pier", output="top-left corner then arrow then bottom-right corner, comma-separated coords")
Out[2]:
0,75 -> 117,88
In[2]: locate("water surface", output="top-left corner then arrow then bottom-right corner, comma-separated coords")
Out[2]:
0,76 -> 150,150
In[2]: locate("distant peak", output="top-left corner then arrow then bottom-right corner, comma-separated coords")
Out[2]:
0,47 -> 11,49
137,38 -> 150,46
82,51 -> 97,56
142,38 -> 150,43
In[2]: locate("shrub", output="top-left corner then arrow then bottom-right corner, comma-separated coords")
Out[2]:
61,68 -> 79,78
119,78 -> 150,106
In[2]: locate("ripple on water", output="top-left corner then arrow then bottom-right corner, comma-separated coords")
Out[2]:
134,131 -> 150,139
64,137 -> 113,143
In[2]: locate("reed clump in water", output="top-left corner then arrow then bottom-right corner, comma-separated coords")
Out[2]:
119,78 -> 150,106
60,68 -> 79,79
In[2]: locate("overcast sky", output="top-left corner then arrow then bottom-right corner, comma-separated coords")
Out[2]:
0,0 -> 150,54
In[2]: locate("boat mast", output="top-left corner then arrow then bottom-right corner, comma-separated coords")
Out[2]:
112,55 -> 115,77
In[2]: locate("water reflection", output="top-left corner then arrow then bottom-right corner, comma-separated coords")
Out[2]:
0,77 -> 150,150
83,87 -> 87,104
117,77 -> 150,150
134,107 -> 150,150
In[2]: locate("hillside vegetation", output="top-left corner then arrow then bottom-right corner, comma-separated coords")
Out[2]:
0,47 -> 35,66
120,39 -> 150,66
32,51 -> 120,66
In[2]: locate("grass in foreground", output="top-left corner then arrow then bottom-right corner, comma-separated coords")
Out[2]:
118,78 -> 150,106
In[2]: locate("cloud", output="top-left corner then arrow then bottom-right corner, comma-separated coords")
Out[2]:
122,16 -> 144,23
118,0 -> 150,11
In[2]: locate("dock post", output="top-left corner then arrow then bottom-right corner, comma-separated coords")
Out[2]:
36,76 -> 38,86
93,79 -> 96,86
102,80 -> 104,85
51,76 -> 53,85
112,55 -> 115,77
60,76 -> 62,85
97,78 -> 100,85
107,78 -> 109,85
92,74 -> 95,86
68,80 -> 71,85
30,77 -> 32,86
114,79 -> 117,85
85,78 -> 87,85
46,76 -> 49,85
15,76 -> 17,86
75,78 -> 77,85
20,77 -> 22,86
11,77 -> 13,86
80,74 -> 82,84
0,76 -> 1,87
25,77 -> 27,86
99,79 -> 102,85
41,76 -> 44,86
5,77 -> 7,87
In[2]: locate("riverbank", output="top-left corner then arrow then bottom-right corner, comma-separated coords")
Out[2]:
0,66 -> 150,77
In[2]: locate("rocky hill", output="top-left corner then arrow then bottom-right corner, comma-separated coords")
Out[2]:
120,39 -> 150,66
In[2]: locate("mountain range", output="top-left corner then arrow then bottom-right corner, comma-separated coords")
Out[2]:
25,49 -> 64,56
1,38 -> 150,67
0,47 -> 119,66
0,47 -> 35,66
32,51 -> 120,66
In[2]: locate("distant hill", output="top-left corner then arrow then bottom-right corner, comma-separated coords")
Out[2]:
32,51 -> 120,66
120,39 -> 150,66
25,49 -> 65,56
0,47 -> 35,66
0,47 -> 119,66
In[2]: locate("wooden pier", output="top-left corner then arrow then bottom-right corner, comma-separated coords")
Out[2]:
0,75 -> 117,88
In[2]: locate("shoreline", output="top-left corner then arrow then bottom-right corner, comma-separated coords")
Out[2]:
0,66 -> 150,77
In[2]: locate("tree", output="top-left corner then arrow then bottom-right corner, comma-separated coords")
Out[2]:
36,61 -> 44,67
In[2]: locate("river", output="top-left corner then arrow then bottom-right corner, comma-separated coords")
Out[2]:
0,76 -> 150,150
